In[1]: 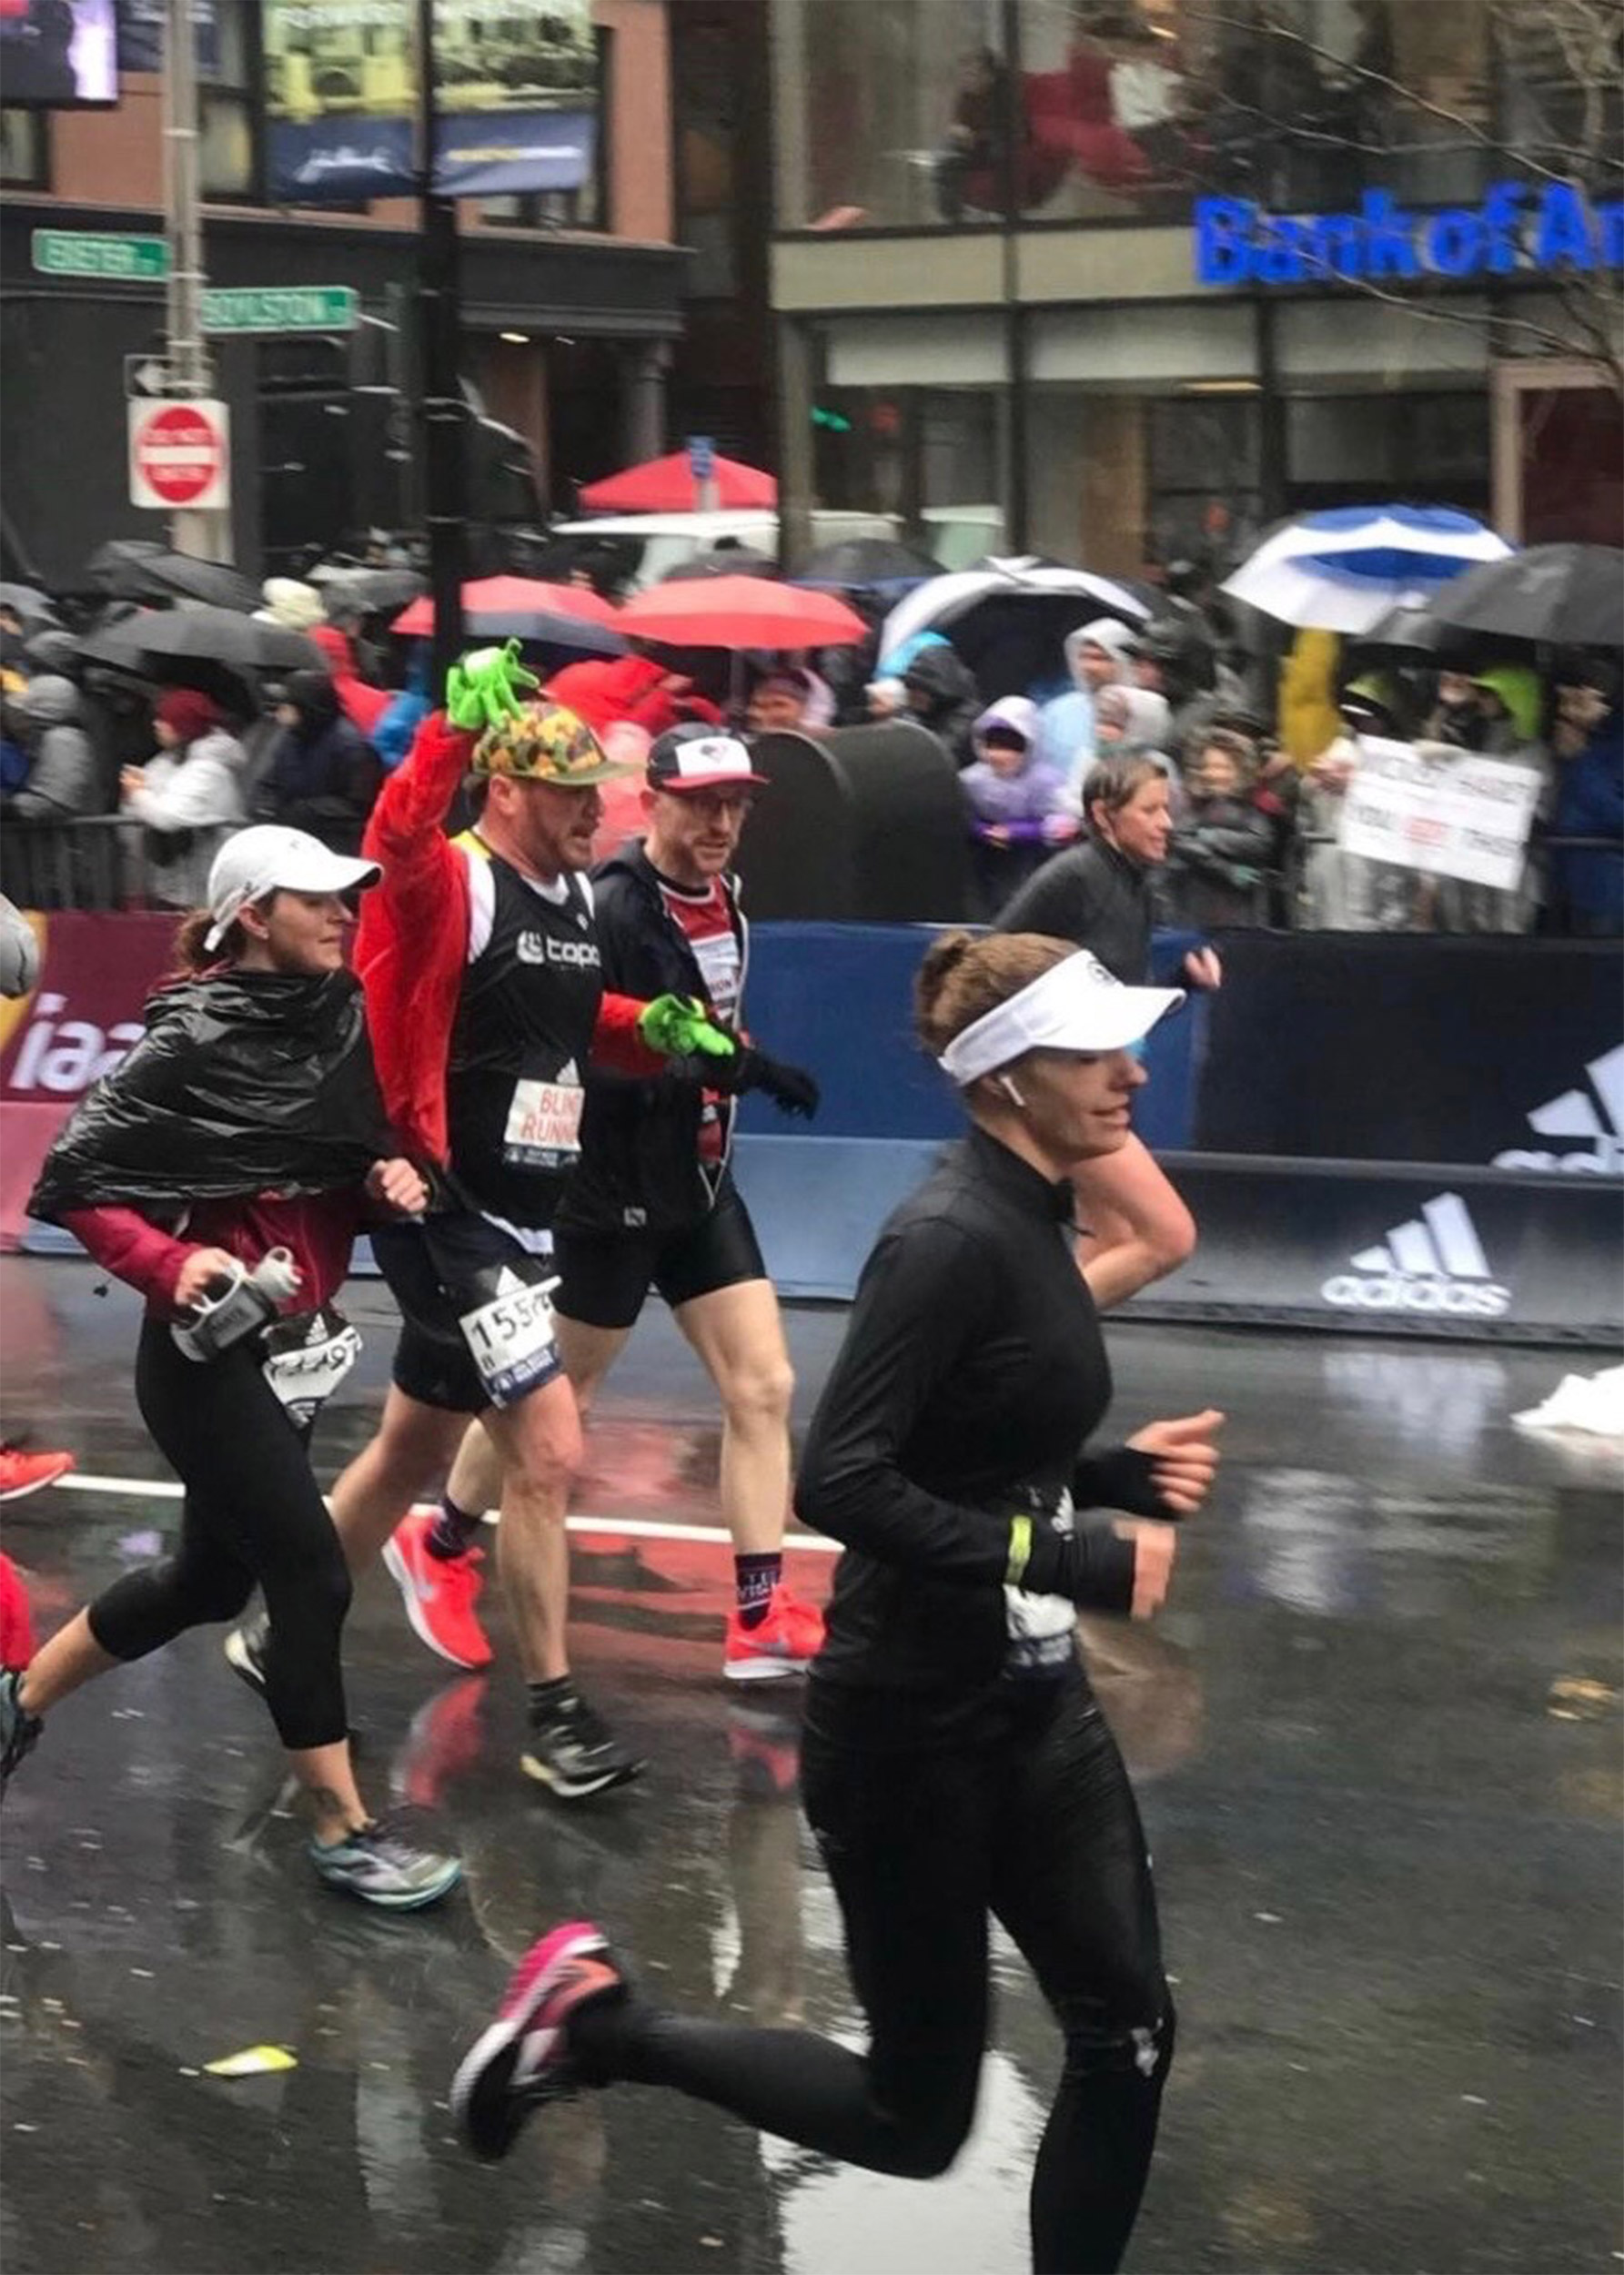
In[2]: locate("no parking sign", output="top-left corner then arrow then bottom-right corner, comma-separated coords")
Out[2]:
127,398 -> 230,511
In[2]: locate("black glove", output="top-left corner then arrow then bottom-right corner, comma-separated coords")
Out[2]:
1071,1445 -> 1186,1523
1012,1515 -> 1137,1613
712,1044 -> 821,1119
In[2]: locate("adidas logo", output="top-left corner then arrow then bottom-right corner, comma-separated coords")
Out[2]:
1321,1192 -> 1511,1319
1493,1044 -> 1624,1177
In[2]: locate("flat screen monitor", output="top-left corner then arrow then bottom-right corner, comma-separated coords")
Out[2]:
0,0 -> 118,107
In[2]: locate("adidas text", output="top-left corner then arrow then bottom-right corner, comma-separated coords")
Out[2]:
1321,1191 -> 1511,1320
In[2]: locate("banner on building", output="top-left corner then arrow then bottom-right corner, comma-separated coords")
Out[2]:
1338,738 -> 1542,891
264,0 -> 598,205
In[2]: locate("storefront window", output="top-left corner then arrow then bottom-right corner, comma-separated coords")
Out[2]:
1011,0 -> 1493,221
0,108 -> 49,189
200,0 -> 258,200
772,0 -> 1010,230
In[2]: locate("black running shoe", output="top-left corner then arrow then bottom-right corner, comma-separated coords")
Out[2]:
224,1610 -> 269,1698
520,1688 -> 642,1801
0,1669 -> 41,1795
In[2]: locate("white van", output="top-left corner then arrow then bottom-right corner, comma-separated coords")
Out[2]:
544,509 -> 902,592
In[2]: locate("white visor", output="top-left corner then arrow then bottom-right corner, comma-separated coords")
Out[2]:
938,950 -> 1183,1086
204,824 -> 381,951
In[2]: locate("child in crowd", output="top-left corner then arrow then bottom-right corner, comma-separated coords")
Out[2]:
961,697 -> 1073,915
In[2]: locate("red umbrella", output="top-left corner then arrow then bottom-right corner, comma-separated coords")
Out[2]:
615,576 -> 867,649
578,452 -> 777,512
392,577 -> 620,635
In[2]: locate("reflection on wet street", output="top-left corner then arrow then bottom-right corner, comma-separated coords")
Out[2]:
2,1259 -> 1619,2274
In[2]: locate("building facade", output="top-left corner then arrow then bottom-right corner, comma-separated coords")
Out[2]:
768,0 -> 1623,578
0,0 -> 691,584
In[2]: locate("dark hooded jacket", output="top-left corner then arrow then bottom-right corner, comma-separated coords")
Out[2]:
255,670 -> 382,855
902,645 -> 981,769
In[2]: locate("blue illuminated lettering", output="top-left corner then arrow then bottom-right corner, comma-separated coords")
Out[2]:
1535,181 -> 1598,268
1193,177 -> 1622,288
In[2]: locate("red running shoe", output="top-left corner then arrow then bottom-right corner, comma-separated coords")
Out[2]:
381,1511 -> 492,1669
451,1920 -> 626,2162
723,1582 -> 825,1683
0,1447 -> 74,1503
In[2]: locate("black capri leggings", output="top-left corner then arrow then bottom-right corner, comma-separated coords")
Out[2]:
86,1319 -> 352,1751
571,1676 -> 1174,2275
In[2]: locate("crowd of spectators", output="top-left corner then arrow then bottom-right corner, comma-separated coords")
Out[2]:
1,568 -> 1619,941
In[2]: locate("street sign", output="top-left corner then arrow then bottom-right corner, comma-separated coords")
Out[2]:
33,230 -> 170,281
202,286 -> 358,334
129,399 -> 230,511
124,355 -> 173,399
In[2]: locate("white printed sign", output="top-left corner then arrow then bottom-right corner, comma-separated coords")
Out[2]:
1338,738 -> 1542,892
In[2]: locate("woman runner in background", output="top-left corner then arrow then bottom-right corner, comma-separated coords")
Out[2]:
999,754 -> 1223,1307
4,826 -> 460,1911
449,930 -> 1223,2275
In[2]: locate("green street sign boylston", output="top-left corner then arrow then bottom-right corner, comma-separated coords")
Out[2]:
33,230 -> 169,280
30,238 -> 357,333
202,286 -> 358,334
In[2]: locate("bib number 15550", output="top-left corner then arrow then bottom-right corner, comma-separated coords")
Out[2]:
457,1278 -> 560,1407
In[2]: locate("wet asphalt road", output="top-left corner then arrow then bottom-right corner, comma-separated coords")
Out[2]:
1,1257 -> 1620,2275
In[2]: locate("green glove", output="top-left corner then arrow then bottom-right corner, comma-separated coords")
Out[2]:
445,639 -> 540,733
638,994 -> 737,1060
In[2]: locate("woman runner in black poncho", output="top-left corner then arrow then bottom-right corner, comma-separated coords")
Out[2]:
449,929 -> 1224,2275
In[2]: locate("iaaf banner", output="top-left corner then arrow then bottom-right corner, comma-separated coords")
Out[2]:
264,0 -> 598,204
1337,738 -> 1543,892
0,912 -> 175,1250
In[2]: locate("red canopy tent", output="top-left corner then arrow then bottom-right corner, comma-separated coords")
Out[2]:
578,452 -> 778,513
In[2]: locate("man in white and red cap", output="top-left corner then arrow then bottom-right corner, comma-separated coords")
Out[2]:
431,722 -> 828,1681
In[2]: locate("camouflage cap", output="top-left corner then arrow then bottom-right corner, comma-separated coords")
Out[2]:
470,700 -> 638,786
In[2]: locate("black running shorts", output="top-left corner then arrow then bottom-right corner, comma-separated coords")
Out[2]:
372,1212 -> 562,1414
553,1175 -> 767,1333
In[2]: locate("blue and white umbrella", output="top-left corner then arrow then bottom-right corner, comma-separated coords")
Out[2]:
1222,506 -> 1514,636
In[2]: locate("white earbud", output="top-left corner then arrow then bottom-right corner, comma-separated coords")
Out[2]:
997,1075 -> 1027,1110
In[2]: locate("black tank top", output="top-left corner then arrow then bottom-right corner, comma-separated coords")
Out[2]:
447,839 -> 603,1226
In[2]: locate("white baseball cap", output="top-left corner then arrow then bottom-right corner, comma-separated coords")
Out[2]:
204,825 -> 381,950
938,950 -> 1183,1086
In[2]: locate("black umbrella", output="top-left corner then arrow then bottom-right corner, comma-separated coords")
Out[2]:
793,537 -> 944,591
1427,545 -> 1624,651
78,605 -> 322,677
314,567 -> 428,614
86,541 -> 260,613
0,581 -> 61,628
661,547 -> 779,582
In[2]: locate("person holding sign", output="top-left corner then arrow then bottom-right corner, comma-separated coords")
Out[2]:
221,651 -> 748,1799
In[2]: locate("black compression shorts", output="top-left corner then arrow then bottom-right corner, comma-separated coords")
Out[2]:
371,1212 -> 562,1414
553,1176 -> 767,1332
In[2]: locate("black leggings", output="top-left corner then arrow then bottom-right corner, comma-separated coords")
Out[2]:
572,1677 -> 1173,2275
86,1320 -> 352,1751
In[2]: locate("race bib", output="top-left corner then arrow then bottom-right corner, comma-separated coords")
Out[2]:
458,1272 -> 561,1407
260,1307 -> 362,1430
1004,1489 -> 1080,1682
502,1065 -> 584,1173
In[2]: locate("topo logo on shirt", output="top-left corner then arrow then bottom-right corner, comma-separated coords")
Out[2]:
516,931 -> 600,970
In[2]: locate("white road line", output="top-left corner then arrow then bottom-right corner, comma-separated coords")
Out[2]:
52,1471 -> 841,1553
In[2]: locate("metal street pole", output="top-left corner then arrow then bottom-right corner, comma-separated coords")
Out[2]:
163,0 -> 231,561
417,0 -> 466,688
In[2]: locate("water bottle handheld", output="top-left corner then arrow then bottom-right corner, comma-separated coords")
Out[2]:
173,1247 -> 305,1363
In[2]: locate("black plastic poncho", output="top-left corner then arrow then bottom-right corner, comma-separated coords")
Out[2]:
28,966 -> 396,1223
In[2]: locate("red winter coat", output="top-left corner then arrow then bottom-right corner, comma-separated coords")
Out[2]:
544,656 -> 721,740
355,712 -> 661,1166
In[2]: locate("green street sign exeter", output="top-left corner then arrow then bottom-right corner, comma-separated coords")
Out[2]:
33,230 -> 169,280
202,286 -> 358,334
